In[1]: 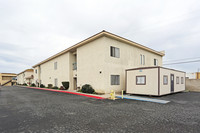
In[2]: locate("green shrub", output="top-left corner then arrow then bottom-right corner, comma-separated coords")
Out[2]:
23,83 -> 27,86
52,86 -> 58,89
40,84 -> 45,88
48,84 -> 53,88
77,89 -> 82,92
31,83 -> 36,87
59,86 -> 64,90
62,81 -> 69,90
81,84 -> 95,94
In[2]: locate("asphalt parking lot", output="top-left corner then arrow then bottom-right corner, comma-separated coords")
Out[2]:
0,86 -> 200,133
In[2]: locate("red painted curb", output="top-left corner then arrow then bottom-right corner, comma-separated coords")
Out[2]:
27,87 -> 105,99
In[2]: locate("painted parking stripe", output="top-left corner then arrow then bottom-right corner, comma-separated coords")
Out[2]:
116,95 -> 170,104
27,87 -> 105,99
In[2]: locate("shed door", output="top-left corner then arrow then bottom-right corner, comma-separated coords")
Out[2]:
170,74 -> 174,92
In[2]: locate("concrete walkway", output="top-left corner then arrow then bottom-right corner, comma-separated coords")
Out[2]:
116,95 -> 170,104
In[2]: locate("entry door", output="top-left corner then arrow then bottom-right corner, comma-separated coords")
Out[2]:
170,74 -> 174,92
74,78 -> 77,90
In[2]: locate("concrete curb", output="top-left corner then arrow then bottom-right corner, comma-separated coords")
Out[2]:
26,87 -> 105,99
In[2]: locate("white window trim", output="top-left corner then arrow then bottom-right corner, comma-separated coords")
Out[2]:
110,46 -> 120,58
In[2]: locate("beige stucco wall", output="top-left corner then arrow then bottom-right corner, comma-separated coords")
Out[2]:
103,37 -> 162,93
126,68 -> 159,95
186,79 -> 200,92
33,36 -> 163,93
160,68 -> 185,95
77,36 -> 162,93
0,73 -> 16,86
77,37 -> 106,93
17,74 -> 23,84
17,71 -> 33,85
38,52 -> 74,88
33,66 -> 40,86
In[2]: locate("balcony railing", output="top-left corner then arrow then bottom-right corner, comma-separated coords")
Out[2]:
73,62 -> 77,70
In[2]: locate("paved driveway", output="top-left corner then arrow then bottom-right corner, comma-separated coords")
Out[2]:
0,86 -> 200,133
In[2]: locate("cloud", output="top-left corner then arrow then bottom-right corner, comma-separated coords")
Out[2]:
0,0 -> 200,73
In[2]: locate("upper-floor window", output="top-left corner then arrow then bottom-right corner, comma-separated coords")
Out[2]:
35,69 -> 37,74
140,54 -> 145,65
110,46 -> 120,58
154,59 -> 158,66
54,62 -> 57,70
111,75 -> 120,85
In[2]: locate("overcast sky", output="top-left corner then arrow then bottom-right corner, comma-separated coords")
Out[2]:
0,0 -> 200,74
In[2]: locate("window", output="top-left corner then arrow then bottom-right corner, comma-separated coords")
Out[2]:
111,75 -> 120,85
154,59 -> 158,66
110,46 -> 120,58
140,54 -> 145,65
163,75 -> 168,85
54,62 -> 57,70
176,76 -> 179,84
35,69 -> 37,74
136,76 -> 146,85
181,77 -> 184,84
143,55 -> 145,65
54,78 -> 58,87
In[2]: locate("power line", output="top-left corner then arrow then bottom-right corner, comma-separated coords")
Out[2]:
163,57 -> 200,63
163,59 -> 200,65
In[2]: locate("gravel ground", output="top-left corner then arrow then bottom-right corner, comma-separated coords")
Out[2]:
0,86 -> 200,133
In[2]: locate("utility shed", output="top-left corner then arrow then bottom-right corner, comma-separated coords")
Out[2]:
126,67 -> 185,96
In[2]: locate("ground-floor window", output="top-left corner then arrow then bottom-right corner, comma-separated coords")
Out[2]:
54,78 -> 58,87
181,77 -> 184,84
163,75 -> 168,85
176,77 -> 179,84
136,76 -> 146,85
111,75 -> 120,85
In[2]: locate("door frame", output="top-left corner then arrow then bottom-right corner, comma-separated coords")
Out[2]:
73,78 -> 77,90
170,74 -> 174,92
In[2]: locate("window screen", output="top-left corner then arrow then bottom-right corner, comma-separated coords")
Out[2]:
163,75 -> 168,85
110,46 -> 120,58
111,75 -> 120,85
136,76 -> 146,85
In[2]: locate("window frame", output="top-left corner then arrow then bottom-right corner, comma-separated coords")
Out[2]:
110,46 -> 120,58
143,55 -> 145,65
140,54 -> 143,65
111,75 -> 120,85
176,76 -> 179,84
181,77 -> 184,84
154,59 -> 158,66
136,75 -> 146,85
163,75 -> 168,85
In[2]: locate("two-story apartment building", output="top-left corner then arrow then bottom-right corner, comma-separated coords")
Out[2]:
17,69 -> 34,85
0,73 -> 17,86
32,31 -> 185,95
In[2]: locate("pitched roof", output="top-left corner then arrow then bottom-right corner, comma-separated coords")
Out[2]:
33,30 -> 165,68
0,73 -> 17,76
17,69 -> 34,75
